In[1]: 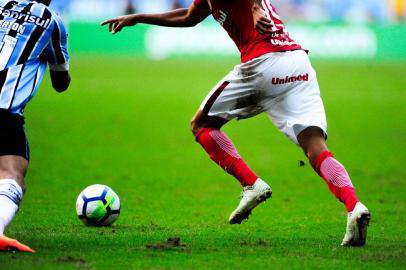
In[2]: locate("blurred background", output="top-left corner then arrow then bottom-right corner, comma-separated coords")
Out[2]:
48,0 -> 406,61
10,2 -> 403,267
52,0 -> 406,23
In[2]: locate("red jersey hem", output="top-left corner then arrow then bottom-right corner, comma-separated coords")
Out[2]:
241,45 -> 304,63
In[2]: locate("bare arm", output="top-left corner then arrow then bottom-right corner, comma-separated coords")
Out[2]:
101,4 -> 211,34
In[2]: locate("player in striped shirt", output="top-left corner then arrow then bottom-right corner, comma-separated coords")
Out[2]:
0,0 -> 70,252
102,0 -> 370,246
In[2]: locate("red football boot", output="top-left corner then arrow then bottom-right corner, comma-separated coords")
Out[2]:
0,235 -> 35,253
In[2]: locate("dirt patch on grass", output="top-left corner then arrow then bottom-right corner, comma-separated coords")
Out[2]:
145,237 -> 188,251
57,256 -> 88,266
239,239 -> 269,247
137,222 -> 166,233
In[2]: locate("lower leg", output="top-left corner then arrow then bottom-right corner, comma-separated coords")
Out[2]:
191,110 -> 258,187
0,180 -> 23,234
195,128 -> 258,186
0,156 -> 27,235
312,151 -> 359,212
298,127 -> 359,212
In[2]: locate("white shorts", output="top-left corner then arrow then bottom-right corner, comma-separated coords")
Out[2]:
199,50 -> 327,145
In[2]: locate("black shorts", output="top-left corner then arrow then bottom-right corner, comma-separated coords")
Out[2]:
0,109 -> 29,161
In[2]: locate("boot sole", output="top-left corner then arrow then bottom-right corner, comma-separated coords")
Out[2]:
350,212 -> 371,246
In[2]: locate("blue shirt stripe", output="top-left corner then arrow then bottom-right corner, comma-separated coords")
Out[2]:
0,0 -> 69,115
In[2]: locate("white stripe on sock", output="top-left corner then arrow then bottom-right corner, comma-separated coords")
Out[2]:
320,157 -> 353,188
209,130 -> 241,158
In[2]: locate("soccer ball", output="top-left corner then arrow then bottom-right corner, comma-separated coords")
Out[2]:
76,184 -> 121,226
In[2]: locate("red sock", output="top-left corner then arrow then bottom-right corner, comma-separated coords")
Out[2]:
195,128 -> 258,186
312,150 -> 359,212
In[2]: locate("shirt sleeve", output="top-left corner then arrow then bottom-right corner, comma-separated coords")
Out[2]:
193,0 -> 210,9
44,13 -> 70,71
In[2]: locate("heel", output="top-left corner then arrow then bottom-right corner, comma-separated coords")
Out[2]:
257,189 -> 272,202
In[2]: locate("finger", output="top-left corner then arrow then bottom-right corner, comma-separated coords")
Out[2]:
256,25 -> 271,35
256,24 -> 267,33
256,23 -> 272,34
112,22 -> 120,33
101,18 -> 116,26
255,25 -> 264,34
257,19 -> 273,28
112,23 -> 123,34
258,16 -> 272,24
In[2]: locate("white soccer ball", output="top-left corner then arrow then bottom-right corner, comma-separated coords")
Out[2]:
76,184 -> 121,226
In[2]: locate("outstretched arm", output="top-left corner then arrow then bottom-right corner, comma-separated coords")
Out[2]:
250,0 -> 274,35
101,4 -> 211,34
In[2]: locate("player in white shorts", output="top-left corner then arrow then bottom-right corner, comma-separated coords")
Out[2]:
200,50 -> 326,144
102,0 -> 370,246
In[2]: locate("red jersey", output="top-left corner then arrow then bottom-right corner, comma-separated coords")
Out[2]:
193,0 -> 302,63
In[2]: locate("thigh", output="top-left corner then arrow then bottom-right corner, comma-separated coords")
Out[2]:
0,110 -> 30,161
199,65 -> 265,121
263,51 -> 328,144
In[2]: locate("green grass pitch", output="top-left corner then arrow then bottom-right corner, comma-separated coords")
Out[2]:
0,56 -> 405,269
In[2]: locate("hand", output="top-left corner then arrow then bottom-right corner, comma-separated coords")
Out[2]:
101,14 -> 138,34
50,70 -> 71,93
252,5 -> 273,35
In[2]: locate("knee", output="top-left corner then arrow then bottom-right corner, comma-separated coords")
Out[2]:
297,128 -> 328,164
190,117 -> 202,135
301,140 -> 328,165
305,146 -> 326,165
190,110 -> 227,136
190,110 -> 207,135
